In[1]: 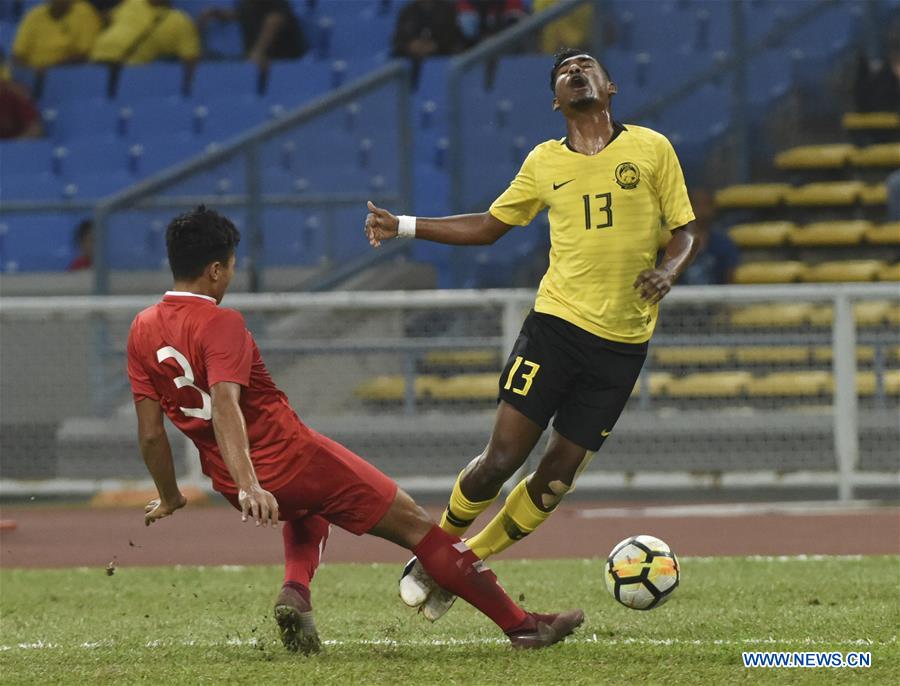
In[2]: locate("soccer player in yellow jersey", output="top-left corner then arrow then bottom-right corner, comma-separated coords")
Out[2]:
364,48 -> 699,620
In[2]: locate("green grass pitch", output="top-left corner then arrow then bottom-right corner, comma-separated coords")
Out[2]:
1,557 -> 897,685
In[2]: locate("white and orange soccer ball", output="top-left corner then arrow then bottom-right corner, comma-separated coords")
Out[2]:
605,535 -> 679,610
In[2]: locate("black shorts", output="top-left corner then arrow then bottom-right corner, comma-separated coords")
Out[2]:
497,311 -> 647,451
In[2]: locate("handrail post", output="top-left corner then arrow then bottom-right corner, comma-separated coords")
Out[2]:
245,144 -> 263,293
832,291 -> 859,502
92,206 -> 110,295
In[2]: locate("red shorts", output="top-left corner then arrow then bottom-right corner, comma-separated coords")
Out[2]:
222,430 -> 398,535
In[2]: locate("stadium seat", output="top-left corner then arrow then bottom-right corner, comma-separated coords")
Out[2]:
666,371 -> 751,398
729,303 -> 814,327
852,300 -> 892,326
0,139 -> 55,175
630,372 -> 673,397
746,371 -> 831,397
192,62 -> 262,101
653,347 -> 731,366
116,64 -> 186,101
422,350 -> 499,369
354,374 -> 440,402
801,260 -> 884,283
860,184 -> 887,205
887,370 -> 900,396
42,64 -> 112,102
807,304 -> 833,327
850,143 -> 900,168
734,347 -> 811,365
784,181 -> 864,207
727,221 -> 794,248
714,184 -> 790,208
865,223 -> 900,245
841,112 -> 900,131
878,263 -> 900,281
833,372 -> 900,397
812,346 -> 876,364
733,261 -> 806,284
887,304 -> 900,327
787,220 -> 870,247
773,144 -> 855,170
428,374 -> 498,401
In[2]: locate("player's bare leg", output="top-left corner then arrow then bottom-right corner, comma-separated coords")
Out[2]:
371,488 -> 583,648
400,402 -> 541,609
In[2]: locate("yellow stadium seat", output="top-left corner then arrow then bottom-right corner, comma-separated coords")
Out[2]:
850,143 -> 900,167
854,372 -> 876,396
788,221 -> 870,247
666,371 -> 752,398
860,184 -> 887,205
730,303 -> 814,327
631,372 -> 674,397
865,223 -> 900,245
833,372 -> 900,397
774,144 -> 855,170
714,184 -> 791,208
889,345 -> 900,362
653,347 -> 732,366
355,374 -> 440,402
423,350 -> 499,368
878,263 -> 900,281
887,370 -> 900,396
746,371 -> 832,397
428,373 -> 498,401
727,222 -> 794,247
887,304 -> 900,326
735,346 -> 811,364
734,261 -> 807,284
811,346 -> 875,364
853,300 -> 891,326
842,112 -> 900,130
807,305 -> 833,326
801,260 -> 884,282
785,181 -> 865,206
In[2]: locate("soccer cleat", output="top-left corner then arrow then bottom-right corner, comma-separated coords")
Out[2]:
506,610 -> 585,650
274,585 -> 321,655
399,557 -> 436,608
421,586 -> 457,622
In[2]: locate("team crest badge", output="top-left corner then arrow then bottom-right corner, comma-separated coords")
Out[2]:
615,162 -> 640,189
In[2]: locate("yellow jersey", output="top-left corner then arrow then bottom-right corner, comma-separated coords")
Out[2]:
90,0 -> 200,65
489,123 -> 694,344
12,0 -> 102,69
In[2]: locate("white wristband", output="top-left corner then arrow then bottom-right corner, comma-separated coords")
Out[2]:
397,215 -> 416,238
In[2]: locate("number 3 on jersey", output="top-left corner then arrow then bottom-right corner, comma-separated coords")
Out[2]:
504,355 -> 540,396
156,346 -> 212,420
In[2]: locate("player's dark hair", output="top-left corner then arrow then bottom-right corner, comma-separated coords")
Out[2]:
550,47 -> 611,91
166,205 -> 240,280
74,219 -> 93,246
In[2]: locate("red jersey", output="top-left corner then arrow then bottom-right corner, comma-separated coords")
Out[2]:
126,291 -> 314,494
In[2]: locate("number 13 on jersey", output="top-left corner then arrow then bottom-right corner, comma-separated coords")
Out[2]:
504,356 -> 540,396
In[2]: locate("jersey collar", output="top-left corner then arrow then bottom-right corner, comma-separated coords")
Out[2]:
562,120 -> 627,154
164,290 -> 217,304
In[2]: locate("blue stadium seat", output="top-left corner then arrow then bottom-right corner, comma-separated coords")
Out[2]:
262,208 -> 325,266
265,58 -> 333,107
0,172 -> 65,200
122,98 -> 195,141
0,139 -> 55,175
654,82 -> 729,143
57,135 -> 129,175
191,62 -> 262,101
202,20 -> 244,60
746,49 -> 792,107
329,13 -> 392,62
66,173 -> 124,200
0,213 -> 79,272
41,65 -> 112,103
198,98 -> 270,141
45,98 -> 126,143
129,134 -> 211,177
107,210 -> 170,269
116,63 -> 186,101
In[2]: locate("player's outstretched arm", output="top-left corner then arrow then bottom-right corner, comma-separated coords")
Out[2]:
634,222 -> 700,305
210,382 -> 280,528
135,398 -> 187,526
365,200 -> 513,248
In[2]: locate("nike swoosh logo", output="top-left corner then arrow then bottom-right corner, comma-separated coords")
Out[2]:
553,179 -> 575,190
601,429 -> 611,437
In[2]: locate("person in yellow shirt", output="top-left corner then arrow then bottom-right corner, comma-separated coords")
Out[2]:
12,0 -> 102,70
364,48 -> 699,620
90,0 -> 200,67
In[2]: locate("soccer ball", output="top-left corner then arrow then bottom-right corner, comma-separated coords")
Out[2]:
605,535 -> 679,610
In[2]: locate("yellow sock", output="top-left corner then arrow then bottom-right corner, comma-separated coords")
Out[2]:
466,477 -> 553,560
439,470 -> 497,537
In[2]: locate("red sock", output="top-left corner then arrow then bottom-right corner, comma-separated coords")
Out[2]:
412,525 -> 533,633
282,515 -> 330,594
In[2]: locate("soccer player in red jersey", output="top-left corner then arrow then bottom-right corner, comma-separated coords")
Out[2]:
126,206 -> 583,653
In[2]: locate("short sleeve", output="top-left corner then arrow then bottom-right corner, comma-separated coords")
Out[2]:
489,149 -> 546,227
202,309 -> 253,388
655,136 -> 695,231
127,322 -> 159,402
171,12 -> 201,60
73,3 -> 103,56
12,11 -> 36,62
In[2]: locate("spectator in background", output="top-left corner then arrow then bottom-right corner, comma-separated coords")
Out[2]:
12,0 -> 102,70
533,0 -> 614,54
853,23 -> 900,112
887,169 -> 900,222
457,0 -> 527,47
67,219 -> 94,271
391,0 -> 466,59
0,62 -> 43,139
198,0 -> 308,67
90,0 -> 200,68
679,188 -> 739,285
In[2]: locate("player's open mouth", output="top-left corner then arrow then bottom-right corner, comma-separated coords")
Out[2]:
569,75 -> 588,89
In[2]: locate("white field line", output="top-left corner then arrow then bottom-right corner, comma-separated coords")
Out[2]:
0,635 -> 895,652
577,501 -> 897,519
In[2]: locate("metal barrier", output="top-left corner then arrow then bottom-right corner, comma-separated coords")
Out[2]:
1,284 -> 897,500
